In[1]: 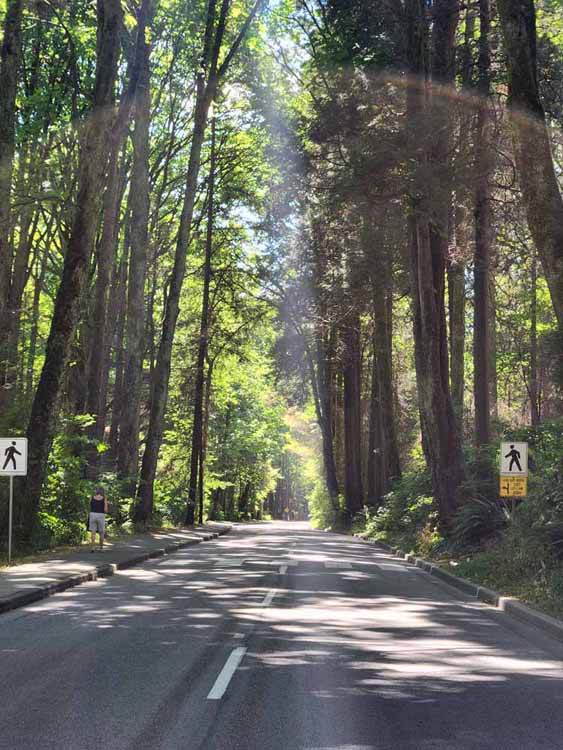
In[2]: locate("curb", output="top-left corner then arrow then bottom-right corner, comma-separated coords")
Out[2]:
0,526 -> 231,616
354,534 -> 563,643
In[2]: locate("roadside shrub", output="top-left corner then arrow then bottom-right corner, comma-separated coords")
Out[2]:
452,492 -> 508,549
363,469 -> 438,553
308,479 -> 338,529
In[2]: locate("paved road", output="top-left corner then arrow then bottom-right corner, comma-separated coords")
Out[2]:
1,522 -> 562,749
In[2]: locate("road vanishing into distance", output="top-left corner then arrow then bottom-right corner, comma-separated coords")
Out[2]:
1,522 -> 563,750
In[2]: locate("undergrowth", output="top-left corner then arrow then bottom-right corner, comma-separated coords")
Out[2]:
357,420 -> 563,620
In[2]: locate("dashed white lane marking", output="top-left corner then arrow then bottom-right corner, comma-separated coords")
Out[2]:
261,589 -> 277,607
324,561 -> 352,569
217,559 -> 245,567
233,632 -> 245,639
279,564 -> 288,575
207,647 -> 247,700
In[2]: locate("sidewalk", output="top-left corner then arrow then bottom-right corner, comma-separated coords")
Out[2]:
0,523 -> 232,615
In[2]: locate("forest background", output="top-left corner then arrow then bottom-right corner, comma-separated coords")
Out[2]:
1,0 -> 563,617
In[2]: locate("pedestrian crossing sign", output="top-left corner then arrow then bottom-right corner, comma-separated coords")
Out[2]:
499,441 -> 528,476
0,438 -> 28,476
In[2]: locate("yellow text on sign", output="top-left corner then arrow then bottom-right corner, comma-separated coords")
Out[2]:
499,476 -> 528,497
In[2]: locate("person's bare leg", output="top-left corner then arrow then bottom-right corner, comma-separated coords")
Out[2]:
90,531 -> 96,551
99,530 -> 105,549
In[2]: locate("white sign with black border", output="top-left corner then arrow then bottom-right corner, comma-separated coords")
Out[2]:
500,441 -> 528,477
0,437 -> 27,565
0,437 -> 27,476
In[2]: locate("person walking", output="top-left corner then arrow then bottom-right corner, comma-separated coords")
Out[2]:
505,445 -> 522,472
89,487 -> 108,551
2,442 -> 22,471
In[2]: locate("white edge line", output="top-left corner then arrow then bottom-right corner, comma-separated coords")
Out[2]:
207,647 -> 247,700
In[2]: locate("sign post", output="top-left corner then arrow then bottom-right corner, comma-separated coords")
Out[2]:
499,441 -> 528,512
0,438 -> 28,565
8,476 -> 13,565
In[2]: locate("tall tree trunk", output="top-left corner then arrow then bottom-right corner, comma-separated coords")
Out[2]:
108,236 -> 131,461
0,0 -> 23,319
19,0 -> 122,543
366,230 -> 401,505
187,116 -> 216,524
448,8 -> 474,428
366,341 -> 383,506
0,203 -> 40,407
489,275 -> 499,420
372,246 -> 401,485
83,144 -> 127,477
473,0 -> 494,451
86,0 -> 152,478
136,0 -> 264,520
25,242 -> 49,398
137,0 -> 225,520
198,359 -> 214,523
0,0 -> 23,410
0,21 -> 46,407
310,220 -> 340,510
497,0 -> 563,331
119,0 -> 154,503
406,0 -> 465,531
315,331 -> 340,506
530,251 -> 540,425
448,206 -> 466,428
342,309 -> 364,518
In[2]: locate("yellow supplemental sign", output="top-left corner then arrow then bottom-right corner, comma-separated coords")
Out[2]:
499,475 -> 528,497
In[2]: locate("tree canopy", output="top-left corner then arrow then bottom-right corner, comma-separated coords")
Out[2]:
1,0 -> 562,590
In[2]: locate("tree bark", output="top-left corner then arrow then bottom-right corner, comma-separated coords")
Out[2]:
497,0 -> 563,330
0,0 -> 24,408
0,0 -> 23,318
448,7 -> 474,428
342,309 -> 364,517
366,339 -> 384,506
473,0 -> 493,449
448,207 -> 466,427
315,331 -> 340,506
530,251 -> 540,425
25,242 -> 49,398
83,144 -> 127,477
19,0 -> 122,543
406,0 -> 465,531
108,220 -> 131,461
186,116 -> 216,524
198,358 -> 214,523
0,21 -> 46,407
119,0 -> 154,502
365,227 -> 401,505
0,201 -> 39,407
372,245 -> 401,486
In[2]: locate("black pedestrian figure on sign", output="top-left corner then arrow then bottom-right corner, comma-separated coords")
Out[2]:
505,445 -> 522,472
3,442 -> 21,471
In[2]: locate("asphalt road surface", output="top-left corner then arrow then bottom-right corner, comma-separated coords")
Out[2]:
2,522 -> 563,749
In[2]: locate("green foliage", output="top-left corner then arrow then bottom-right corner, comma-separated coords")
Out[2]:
308,479 -> 337,529
37,434 -> 91,549
452,494 -> 508,549
362,469 -> 439,554
451,501 -> 563,619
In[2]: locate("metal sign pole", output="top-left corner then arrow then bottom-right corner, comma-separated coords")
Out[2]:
8,476 -> 13,565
